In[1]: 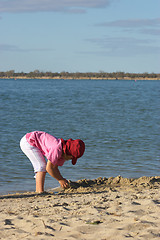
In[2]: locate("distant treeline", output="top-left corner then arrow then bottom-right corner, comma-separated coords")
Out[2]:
0,70 -> 160,80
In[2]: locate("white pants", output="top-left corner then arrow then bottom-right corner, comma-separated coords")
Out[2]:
20,135 -> 47,174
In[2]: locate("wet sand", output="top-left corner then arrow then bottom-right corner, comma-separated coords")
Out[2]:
0,176 -> 160,240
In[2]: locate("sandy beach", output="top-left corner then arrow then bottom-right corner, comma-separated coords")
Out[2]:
0,176 -> 160,240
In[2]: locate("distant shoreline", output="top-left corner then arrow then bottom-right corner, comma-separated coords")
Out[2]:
1,70 -> 160,80
1,76 -> 160,80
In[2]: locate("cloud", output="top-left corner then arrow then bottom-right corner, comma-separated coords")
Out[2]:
95,18 -> 160,36
140,28 -> 160,36
87,36 -> 151,49
96,18 -> 160,28
0,0 -> 112,13
82,15 -> 160,58
0,44 -> 54,52
85,36 -> 160,57
0,44 -> 20,52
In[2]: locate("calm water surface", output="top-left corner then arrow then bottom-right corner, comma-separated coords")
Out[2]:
0,79 -> 159,194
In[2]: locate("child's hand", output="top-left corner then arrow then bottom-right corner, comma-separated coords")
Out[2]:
59,179 -> 69,189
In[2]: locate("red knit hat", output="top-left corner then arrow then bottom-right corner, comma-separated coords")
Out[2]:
61,138 -> 85,165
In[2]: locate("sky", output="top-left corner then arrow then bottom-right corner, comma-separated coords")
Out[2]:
0,0 -> 160,73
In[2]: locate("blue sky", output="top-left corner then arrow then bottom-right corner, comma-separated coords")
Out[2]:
0,0 -> 159,73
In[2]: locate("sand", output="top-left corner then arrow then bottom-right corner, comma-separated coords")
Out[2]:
0,176 -> 160,240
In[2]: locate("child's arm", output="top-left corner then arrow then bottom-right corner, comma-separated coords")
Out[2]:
46,160 -> 69,188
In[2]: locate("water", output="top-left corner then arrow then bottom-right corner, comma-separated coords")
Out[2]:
0,79 -> 159,194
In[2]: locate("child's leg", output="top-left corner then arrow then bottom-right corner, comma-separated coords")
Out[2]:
20,135 -> 47,192
36,172 -> 46,193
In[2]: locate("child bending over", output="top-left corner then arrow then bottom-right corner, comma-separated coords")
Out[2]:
20,131 -> 85,193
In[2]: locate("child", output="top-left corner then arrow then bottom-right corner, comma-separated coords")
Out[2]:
20,131 -> 85,193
